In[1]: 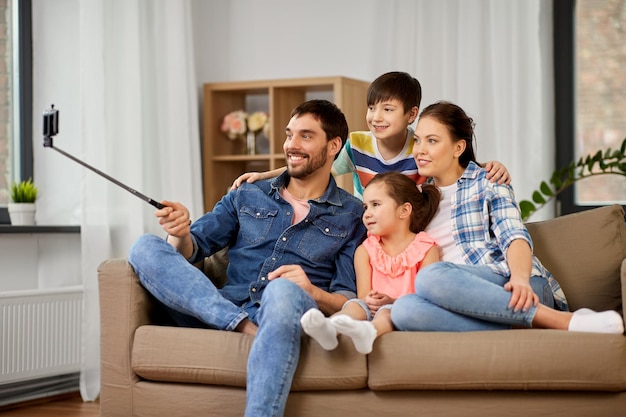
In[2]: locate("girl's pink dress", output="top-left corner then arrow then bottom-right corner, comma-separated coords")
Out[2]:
362,232 -> 437,299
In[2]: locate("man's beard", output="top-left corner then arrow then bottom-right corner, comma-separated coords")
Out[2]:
286,144 -> 328,179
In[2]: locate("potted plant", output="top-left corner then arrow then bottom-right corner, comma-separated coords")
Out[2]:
8,178 -> 38,225
520,137 -> 626,221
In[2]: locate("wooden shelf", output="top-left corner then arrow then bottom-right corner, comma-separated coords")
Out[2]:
202,76 -> 370,211
211,154 -> 285,162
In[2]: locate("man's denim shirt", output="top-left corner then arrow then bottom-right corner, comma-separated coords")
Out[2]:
188,172 -> 367,306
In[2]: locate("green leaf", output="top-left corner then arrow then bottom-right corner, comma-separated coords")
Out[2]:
532,191 -> 546,204
519,200 -> 536,221
522,136 -> 626,219
10,178 -> 38,203
592,150 -> 602,161
550,174 -> 563,189
585,154 -> 595,172
568,164 -> 576,180
539,181 -> 553,197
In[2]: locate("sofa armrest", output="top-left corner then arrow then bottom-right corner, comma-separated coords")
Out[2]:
98,258 -> 159,417
526,205 -> 625,313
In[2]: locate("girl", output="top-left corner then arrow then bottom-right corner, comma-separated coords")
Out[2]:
391,101 -> 624,334
300,171 -> 440,354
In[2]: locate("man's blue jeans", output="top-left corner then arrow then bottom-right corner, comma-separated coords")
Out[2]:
391,262 -> 555,332
129,234 -> 318,417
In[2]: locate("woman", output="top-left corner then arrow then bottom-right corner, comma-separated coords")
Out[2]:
391,101 -> 624,334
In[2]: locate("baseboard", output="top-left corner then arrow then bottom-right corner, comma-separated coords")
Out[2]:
0,373 -> 80,408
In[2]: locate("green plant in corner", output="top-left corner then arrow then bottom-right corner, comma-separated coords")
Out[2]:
10,178 -> 38,203
519,137 -> 626,221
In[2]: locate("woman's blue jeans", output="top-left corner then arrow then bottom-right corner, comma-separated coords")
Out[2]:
128,234 -> 318,417
391,262 -> 555,332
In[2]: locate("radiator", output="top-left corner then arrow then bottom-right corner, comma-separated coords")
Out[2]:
0,287 -> 82,384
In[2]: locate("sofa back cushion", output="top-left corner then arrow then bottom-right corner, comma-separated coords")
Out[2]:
525,204 -> 626,313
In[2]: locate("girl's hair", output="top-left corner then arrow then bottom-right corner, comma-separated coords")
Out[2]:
367,172 -> 440,234
367,71 -> 422,113
419,101 -> 477,167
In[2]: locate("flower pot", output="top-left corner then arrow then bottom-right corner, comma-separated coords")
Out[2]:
8,203 -> 36,225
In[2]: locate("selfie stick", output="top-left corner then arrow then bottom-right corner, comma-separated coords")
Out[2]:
42,105 -> 165,210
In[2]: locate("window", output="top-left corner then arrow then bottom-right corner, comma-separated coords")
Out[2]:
0,0 -> 32,224
554,0 -> 626,215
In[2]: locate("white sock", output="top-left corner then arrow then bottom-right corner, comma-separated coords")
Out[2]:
331,315 -> 377,354
300,308 -> 338,350
568,308 -> 625,334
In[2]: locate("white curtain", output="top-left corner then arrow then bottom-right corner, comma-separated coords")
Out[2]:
78,0 -> 203,400
379,0 -> 554,215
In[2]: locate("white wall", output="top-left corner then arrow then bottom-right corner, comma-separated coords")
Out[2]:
0,234 -> 81,291
188,0 -> 400,161
190,0 -> 389,84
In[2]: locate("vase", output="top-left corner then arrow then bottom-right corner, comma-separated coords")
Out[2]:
245,131 -> 257,155
8,202 -> 36,225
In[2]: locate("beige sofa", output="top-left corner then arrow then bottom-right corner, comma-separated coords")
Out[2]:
98,205 -> 626,417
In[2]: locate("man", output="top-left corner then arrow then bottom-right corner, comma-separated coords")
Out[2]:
128,99 -> 367,417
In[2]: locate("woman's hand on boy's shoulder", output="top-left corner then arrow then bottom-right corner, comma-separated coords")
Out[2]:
231,172 -> 263,190
484,161 -> 511,185
231,167 -> 287,190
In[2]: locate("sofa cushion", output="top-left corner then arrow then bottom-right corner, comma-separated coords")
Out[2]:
132,326 -> 368,391
368,330 -> 626,391
526,204 -> 626,313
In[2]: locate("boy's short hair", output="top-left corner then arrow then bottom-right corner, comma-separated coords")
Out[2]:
367,71 -> 422,113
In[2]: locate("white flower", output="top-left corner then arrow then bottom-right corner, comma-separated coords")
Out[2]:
247,111 -> 269,133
